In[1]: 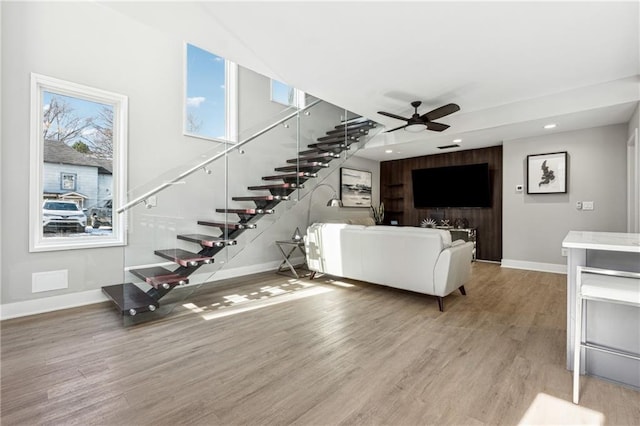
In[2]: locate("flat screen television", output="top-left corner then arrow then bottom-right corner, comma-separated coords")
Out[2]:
412,163 -> 491,208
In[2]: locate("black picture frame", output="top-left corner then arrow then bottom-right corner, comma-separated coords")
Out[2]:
526,151 -> 568,194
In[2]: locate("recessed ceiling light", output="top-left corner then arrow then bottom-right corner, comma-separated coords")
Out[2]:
453,139 -> 462,143
544,123 -> 557,129
385,149 -> 393,153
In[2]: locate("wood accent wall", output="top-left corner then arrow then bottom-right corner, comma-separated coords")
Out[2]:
380,146 -> 502,261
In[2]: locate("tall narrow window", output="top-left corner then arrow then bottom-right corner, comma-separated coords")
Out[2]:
30,73 -> 128,252
184,43 -> 237,142
271,79 -> 306,109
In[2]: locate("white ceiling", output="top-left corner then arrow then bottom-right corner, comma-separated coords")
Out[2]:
105,1 -> 640,161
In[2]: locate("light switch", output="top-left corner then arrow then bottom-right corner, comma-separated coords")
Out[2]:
583,201 -> 594,211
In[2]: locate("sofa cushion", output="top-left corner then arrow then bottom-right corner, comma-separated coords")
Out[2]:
364,225 -> 452,247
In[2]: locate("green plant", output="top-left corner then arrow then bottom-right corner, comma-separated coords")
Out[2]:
371,202 -> 384,224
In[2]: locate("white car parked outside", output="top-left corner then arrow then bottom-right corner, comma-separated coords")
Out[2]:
42,200 -> 87,233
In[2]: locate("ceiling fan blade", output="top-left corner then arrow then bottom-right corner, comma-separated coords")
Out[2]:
421,103 -> 460,121
384,124 -> 408,133
426,121 -> 450,132
378,111 -> 410,121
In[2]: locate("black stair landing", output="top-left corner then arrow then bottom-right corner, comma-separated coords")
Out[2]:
102,283 -> 159,316
130,266 -> 189,289
177,234 -> 237,247
154,248 -> 214,267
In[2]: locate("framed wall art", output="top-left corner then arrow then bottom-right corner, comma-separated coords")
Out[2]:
527,151 -> 567,194
340,167 -> 372,207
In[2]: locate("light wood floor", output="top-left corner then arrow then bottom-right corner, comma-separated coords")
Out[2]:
1,262 -> 638,425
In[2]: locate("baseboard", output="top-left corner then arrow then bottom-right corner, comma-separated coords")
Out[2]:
0,258 -> 304,321
0,289 -> 109,321
501,259 -> 567,274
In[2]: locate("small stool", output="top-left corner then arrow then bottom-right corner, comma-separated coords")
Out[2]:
573,266 -> 640,404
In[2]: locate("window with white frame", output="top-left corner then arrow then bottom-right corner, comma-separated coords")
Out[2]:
271,79 -> 306,109
30,73 -> 128,252
184,43 -> 238,142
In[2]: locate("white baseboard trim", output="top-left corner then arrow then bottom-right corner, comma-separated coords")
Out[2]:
0,258 -> 304,321
0,289 -> 109,321
501,259 -> 567,274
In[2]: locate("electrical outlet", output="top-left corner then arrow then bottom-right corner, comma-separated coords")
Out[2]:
576,201 -> 582,210
561,248 -> 569,257
515,184 -> 523,192
582,201 -> 594,211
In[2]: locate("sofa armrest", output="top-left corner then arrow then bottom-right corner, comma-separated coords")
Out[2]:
433,241 -> 474,297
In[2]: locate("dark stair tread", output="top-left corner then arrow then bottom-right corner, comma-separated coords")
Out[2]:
274,163 -> 329,172
198,220 -> 257,230
232,195 -> 289,202
333,120 -> 377,130
215,208 -> 274,215
262,172 -> 316,181
177,234 -> 237,247
298,146 -> 350,156
129,266 -> 189,288
308,140 -> 354,149
286,153 -> 340,163
102,283 -> 160,315
154,248 -> 214,267
316,133 -> 360,143
247,183 -> 302,190
324,127 -> 369,136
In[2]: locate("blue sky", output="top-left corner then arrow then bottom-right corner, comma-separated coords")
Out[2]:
42,91 -> 112,140
185,43 -> 226,139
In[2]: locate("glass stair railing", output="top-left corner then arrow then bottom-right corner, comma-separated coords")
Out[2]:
103,96 -> 382,325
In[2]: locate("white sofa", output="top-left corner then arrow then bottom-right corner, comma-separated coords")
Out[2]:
305,223 -> 474,311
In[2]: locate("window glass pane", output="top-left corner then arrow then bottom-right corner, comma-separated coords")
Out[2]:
185,43 -> 226,139
42,91 -> 114,238
271,79 -> 305,108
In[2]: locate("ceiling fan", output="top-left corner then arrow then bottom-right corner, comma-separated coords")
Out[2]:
378,101 -> 460,133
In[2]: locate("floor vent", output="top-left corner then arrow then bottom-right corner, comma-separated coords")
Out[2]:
437,144 -> 460,149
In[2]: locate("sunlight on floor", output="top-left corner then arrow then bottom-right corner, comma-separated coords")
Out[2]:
518,393 -> 605,425
181,279 -> 334,320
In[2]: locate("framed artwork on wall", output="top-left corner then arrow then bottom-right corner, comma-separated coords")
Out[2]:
340,167 -> 372,207
527,151 -> 568,194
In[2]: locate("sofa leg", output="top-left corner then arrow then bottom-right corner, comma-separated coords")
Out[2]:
309,271 -> 316,280
459,285 -> 466,296
437,297 -> 444,312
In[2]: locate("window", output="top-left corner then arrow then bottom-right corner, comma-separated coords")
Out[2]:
184,43 -> 238,142
30,73 -> 128,251
61,173 -> 77,191
271,79 -> 306,109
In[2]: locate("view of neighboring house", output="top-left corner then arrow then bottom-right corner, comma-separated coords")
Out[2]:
43,139 -> 112,210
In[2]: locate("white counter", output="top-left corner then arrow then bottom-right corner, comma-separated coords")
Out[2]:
562,231 -> 640,389
562,230 -> 640,252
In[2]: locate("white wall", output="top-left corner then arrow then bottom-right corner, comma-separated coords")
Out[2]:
0,1 -> 380,316
502,125 -> 628,271
627,103 -> 639,232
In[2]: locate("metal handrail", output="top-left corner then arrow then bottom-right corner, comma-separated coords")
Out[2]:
117,99 -> 322,213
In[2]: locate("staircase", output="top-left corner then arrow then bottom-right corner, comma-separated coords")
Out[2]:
102,116 -> 378,317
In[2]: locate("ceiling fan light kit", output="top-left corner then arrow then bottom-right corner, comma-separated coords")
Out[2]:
378,100 -> 460,133
405,123 -> 427,133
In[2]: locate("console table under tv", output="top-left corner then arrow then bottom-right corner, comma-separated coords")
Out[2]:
436,226 -> 477,261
